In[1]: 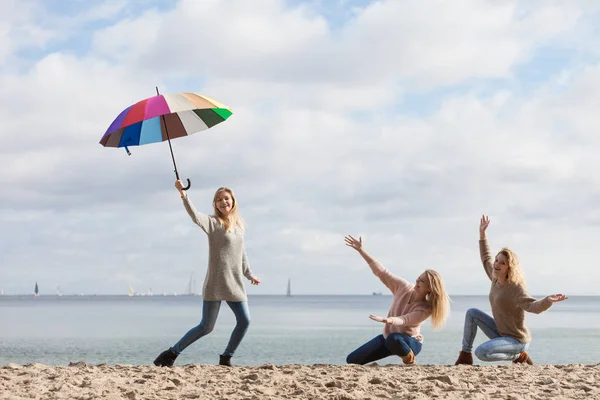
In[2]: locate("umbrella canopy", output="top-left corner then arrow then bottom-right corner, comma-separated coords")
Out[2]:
100,92 -> 232,150
99,89 -> 233,190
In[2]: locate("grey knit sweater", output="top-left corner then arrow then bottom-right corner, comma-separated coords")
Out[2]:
182,195 -> 255,302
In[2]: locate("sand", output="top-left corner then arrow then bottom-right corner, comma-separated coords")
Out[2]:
1,362 -> 599,400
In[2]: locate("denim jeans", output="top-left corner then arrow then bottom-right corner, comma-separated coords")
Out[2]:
171,300 -> 250,357
346,333 -> 422,365
462,308 -> 529,362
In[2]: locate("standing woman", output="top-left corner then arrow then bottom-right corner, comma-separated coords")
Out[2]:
154,180 -> 261,367
455,215 -> 567,365
345,235 -> 450,365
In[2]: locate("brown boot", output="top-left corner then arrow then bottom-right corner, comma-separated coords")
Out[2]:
513,352 -> 534,365
401,350 -> 415,365
454,350 -> 473,365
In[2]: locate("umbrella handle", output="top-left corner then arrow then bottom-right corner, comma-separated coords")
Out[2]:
182,178 -> 191,191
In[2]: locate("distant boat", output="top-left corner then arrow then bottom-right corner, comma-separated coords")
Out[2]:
286,278 -> 291,297
372,291 -> 382,296
56,285 -> 62,296
128,285 -> 135,297
185,272 -> 197,296
34,282 -> 39,296
0,288 -> 4,296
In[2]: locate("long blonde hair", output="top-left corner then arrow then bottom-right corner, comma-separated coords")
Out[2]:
424,269 -> 450,329
497,247 -> 525,286
212,187 -> 245,232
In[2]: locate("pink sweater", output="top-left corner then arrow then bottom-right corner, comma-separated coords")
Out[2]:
369,261 -> 432,342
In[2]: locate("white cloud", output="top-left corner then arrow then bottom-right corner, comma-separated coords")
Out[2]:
0,22 -> 12,64
87,0 -> 582,89
91,9 -> 162,61
0,0 -> 599,296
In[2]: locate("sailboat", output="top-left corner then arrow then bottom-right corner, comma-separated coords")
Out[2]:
128,285 -> 135,297
185,272 -> 197,296
286,278 -> 291,297
56,285 -> 62,296
0,288 -> 4,296
34,282 -> 39,296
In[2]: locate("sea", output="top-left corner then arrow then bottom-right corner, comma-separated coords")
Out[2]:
0,295 -> 599,366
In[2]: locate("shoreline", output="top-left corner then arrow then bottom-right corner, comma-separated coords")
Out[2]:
1,362 -> 599,400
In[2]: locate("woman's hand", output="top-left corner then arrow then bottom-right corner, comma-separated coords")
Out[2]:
345,235 -> 363,251
547,293 -> 568,303
250,276 -> 261,286
369,314 -> 391,324
175,179 -> 187,197
479,215 -> 490,238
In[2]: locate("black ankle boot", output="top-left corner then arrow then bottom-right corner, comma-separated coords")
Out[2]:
219,354 -> 232,366
154,348 -> 178,367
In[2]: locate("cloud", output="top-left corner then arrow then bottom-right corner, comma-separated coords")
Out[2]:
85,0 -> 584,90
0,0 -> 599,296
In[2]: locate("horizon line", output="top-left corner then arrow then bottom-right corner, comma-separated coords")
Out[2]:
0,293 -> 596,297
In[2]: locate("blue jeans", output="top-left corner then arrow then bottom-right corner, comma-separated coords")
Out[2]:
346,333 -> 422,365
462,308 -> 529,362
171,300 -> 250,357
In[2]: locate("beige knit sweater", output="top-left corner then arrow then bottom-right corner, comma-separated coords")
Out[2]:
480,239 -> 552,343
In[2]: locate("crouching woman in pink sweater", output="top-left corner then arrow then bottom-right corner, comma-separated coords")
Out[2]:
345,235 -> 450,365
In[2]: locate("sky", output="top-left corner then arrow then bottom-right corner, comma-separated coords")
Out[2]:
1,0 -> 600,296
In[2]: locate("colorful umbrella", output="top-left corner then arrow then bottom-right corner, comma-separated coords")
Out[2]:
99,87 -> 233,190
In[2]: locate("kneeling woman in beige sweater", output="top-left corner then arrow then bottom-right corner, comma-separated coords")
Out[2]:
345,235 -> 450,365
455,215 -> 568,365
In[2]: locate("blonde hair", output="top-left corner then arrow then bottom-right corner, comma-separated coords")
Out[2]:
424,269 -> 450,329
212,187 -> 245,232
497,247 -> 525,286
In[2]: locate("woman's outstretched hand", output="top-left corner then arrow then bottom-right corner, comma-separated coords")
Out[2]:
175,179 -> 187,197
480,215 -> 490,238
250,276 -> 261,286
345,235 -> 363,251
547,293 -> 568,303
369,314 -> 391,324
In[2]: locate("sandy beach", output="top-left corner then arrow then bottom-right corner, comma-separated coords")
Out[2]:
1,362 -> 599,400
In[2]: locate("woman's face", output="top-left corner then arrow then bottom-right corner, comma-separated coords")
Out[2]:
493,253 -> 509,280
215,191 -> 233,215
414,272 -> 430,297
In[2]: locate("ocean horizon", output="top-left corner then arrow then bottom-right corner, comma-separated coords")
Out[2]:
1,294 -> 599,367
